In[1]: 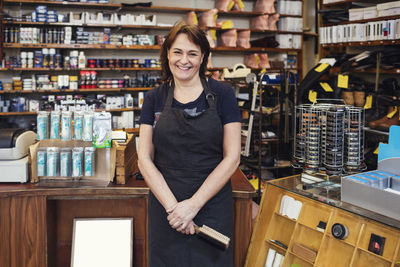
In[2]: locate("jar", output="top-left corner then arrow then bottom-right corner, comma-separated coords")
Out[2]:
69,75 -> 78,90
106,79 -> 112,89
111,79 -> 118,88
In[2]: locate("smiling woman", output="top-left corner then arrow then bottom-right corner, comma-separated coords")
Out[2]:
138,21 -> 241,267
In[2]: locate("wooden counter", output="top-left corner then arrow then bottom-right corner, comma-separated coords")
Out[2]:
0,168 -> 255,267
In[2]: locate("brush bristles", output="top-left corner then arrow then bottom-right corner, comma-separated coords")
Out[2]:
196,224 -> 230,250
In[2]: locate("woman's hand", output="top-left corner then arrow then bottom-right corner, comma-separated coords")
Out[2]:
167,198 -> 200,233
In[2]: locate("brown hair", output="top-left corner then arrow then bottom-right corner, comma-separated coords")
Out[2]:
160,21 -> 210,81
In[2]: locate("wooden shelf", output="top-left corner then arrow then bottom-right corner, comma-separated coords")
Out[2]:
325,233 -> 357,248
274,212 -> 297,223
3,43 -> 301,52
303,32 -> 319,37
0,108 -> 140,116
321,40 -> 400,47
265,239 -> 288,252
205,26 -> 303,35
330,67 -> 400,74
0,67 -> 162,72
322,15 -> 400,27
211,46 -> 301,52
3,43 -> 162,50
3,0 -> 121,8
358,247 -> 393,263
119,128 -> 140,134
3,21 -> 174,30
0,111 -> 37,116
0,88 -> 152,94
297,221 -> 325,235
289,251 -> 316,265
2,0 -> 281,17
322,0 -> 356,8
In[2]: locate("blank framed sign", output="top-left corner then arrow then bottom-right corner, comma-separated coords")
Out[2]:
71,218 -> 133,267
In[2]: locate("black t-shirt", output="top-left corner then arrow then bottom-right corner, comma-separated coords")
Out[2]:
139,78 -> 241,126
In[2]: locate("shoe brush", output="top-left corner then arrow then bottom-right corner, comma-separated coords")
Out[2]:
194,224 -> 230,250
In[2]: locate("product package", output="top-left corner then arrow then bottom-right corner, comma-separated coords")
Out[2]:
74,111 -> 84,140
50,110 -> 60,139
61,111 -> 72,140
93,112 -> 112,148
37,111 -> 49,140
84,147 -> 96,176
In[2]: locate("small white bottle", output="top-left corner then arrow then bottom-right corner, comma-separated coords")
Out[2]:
78,51 -> 86,69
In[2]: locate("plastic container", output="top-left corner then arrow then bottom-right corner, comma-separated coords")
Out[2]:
60,148 -> 72,177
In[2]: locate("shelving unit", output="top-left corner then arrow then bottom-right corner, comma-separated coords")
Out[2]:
0,0 -> 306,136
318,0 -> 400,171
245,175 -> 400,267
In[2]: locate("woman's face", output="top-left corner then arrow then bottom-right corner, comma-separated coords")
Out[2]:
168,33 -> 204,83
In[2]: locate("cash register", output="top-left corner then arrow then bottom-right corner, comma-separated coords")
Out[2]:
0,129 -> 36,183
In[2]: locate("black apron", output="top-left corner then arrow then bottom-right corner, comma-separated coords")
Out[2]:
149,78 -> 233,267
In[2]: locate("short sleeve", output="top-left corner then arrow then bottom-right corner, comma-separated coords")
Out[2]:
220,84 -> 242,125
138,90 -> 155,125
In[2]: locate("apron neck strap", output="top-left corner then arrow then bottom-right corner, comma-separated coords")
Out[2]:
164,77 -> 216,110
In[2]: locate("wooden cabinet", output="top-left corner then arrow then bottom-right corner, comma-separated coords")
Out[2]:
0,168 -> 255,267
245,175 -> 400,267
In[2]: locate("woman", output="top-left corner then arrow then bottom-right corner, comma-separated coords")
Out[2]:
138,21 -> 241,266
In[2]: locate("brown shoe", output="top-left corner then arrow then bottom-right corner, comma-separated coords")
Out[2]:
353,91 -> 365,107
377,106 -> 400,131
369,106 -> 397,129
342,91 -> 354,106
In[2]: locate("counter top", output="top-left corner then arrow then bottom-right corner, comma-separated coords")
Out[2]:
0,168 -> 256,199
269,175 -> 400,230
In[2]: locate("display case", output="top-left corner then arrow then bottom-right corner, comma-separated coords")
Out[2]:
245,175 -> 400,267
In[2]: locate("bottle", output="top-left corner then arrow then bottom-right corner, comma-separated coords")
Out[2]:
78,51 -> 86,69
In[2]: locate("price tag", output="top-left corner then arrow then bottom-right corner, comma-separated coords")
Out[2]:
364,95 -> 373,109
308,90 -> 317,103
315,63 -> 329,72
320,82 -> 333,92
337,74 -> 349,89
387,106 -> 397,118
210,29 -> 217,40
221,20 -> 233,29
238,0 -> 244,9
228,1 -> 235,10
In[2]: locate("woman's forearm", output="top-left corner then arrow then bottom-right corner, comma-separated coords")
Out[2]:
190,155 -> 239,210
138,158 -> 178,211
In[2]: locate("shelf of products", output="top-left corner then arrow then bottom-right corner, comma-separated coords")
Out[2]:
321,40 -> 400,47
0,87 -> 152,94
0,107 -> 140,116
0,0 -> 304,135
318,0 -> 400,171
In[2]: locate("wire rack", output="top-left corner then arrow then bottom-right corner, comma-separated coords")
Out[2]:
292,102 -> 365,177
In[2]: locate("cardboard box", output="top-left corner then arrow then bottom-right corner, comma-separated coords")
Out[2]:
29,139 -> 116,187
115,134 -> 138,184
